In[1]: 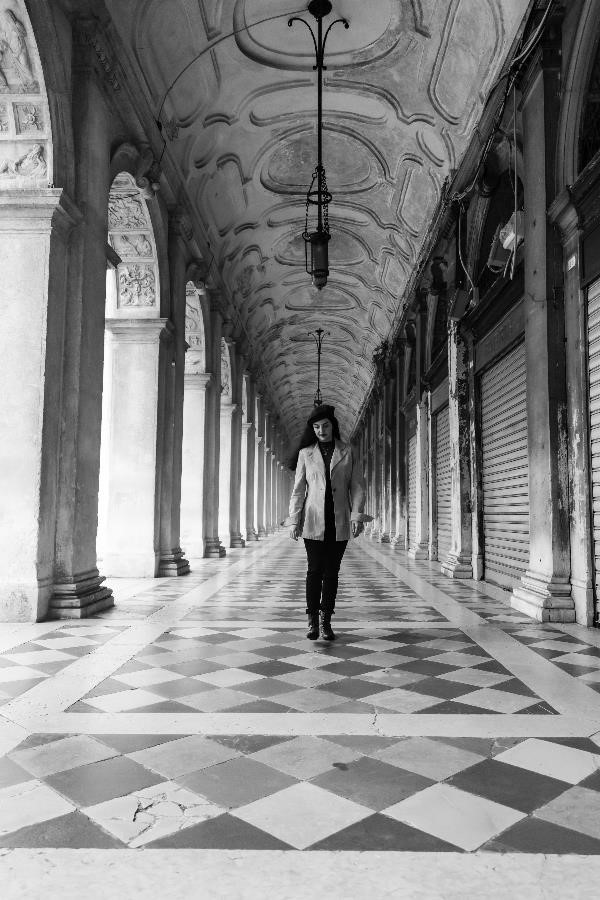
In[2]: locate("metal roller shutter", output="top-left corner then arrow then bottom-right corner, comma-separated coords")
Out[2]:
587,279 -> 600,622
407,433 -> 417,548
480,341 -> 529,589
435,405 -> 452,563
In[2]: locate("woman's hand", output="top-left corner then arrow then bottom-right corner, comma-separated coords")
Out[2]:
290,526 -> 300,541
352,521 -> 364,538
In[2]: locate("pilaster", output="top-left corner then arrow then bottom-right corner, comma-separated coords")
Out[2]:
181,372 -> 211,558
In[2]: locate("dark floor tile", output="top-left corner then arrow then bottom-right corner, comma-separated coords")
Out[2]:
210,735 -> 295,755
484,817 -> 600,854
545,737 -> 600,753
0,678 -> 46,697
178,756 -> 297,807
81,678 -> 134,699
130,699 -> 201,713
318,660 -> 377,677
0,811 -> 125,849
162,659 -> 227,676
407,677 -> 475,701
146,678 -> 215,700
92,734 -> 185,754
238,660 -> 304,677
578,770 -> 600,792
448,759 -> 570,813
396,660 -> 460,677
312,756 -> 434,811
555,662 -> 598,678
491,678 -> 539,698
322,735 -> 400,755
249,645 -> 304,660
66,701 -> 101,713
10,733 -> 70,751
473,660 -> 512,675
309,813 -> 459,851
44,755 -> 162,806
388,646 -> 440,660
146,813 -> 292,849
515,702 -> 557,714
225,699 -> 293,713
425,700 -> 490,714
235,678 -> 298,698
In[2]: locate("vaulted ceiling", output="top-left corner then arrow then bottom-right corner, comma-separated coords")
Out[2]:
106,0 -> 530,440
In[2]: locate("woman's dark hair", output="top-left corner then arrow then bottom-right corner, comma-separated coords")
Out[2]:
288,404 -> 341,470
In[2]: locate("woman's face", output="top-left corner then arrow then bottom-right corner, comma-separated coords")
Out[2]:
312,418 -> 333,443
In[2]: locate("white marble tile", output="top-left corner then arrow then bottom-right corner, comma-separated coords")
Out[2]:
438,669 -> 511,688
0,780 -> 74,835
9,734 -> 118,777
494,738 -> 600,784
129,735 -> 240,777
251,736 -> 360,780
427,651 -> 491,668
366,688 -> 442,713
535,785 -> 600,839
232,782 -> 371,849
270,688 -> 348,712
111,668 -> 184,688
374,737 -> 485,781
175,688 -> 257,712
195,668 -> 264,688
529,640 -> 591,653
83,780 -> 224,848
552,652 -> 600,668
2,649 -> 75,666
34,636 -> 98,650
84,688 -> 165,713
383,783 -> 525,851
456,688 -> 537,713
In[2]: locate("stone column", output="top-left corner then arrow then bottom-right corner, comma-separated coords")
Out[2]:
0,191 -> 80,621
218,402 -> 236,547
442,320 -> 473,578
391,347 -> 407,549
549,190 -> 594,624
240,420 -> 251,541
50,30 -> 114,617
379,378 -> 391,542
365,404 -> 375,537
263,412 -> 273,533
255,394 -> 266,538
180,372 -> 211,558
409,392 -> 430,560
101,320 -> 167,576
157,217 -> 190,576
245,380 -> 259,541
203,296 -> 225,557
512,23 -> 574,622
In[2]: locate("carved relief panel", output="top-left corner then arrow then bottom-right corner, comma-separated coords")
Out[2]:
107,172 -> 159,317
0,1 -> 51,189
185,282 -> 206,375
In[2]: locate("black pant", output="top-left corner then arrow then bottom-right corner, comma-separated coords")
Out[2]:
304,539 -> 348,614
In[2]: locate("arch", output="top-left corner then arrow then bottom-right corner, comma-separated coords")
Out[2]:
556,0 -> 600,189
184,281 -> 208,374
0,1 -> 54,191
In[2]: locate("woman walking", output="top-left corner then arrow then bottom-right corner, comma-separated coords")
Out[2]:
285,404 -> 370,641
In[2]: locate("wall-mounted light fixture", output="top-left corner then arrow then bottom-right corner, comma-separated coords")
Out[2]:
289,1 -> 349,291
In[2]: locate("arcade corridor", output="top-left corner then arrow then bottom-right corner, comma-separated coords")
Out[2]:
1,535 -> 600,896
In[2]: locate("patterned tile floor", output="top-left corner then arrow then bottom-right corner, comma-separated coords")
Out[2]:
1,534 -> 600,898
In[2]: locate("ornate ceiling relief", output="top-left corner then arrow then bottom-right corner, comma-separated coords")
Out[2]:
107,0 -> 530,440
0,0 -> 51,189
107,173 -> 159,314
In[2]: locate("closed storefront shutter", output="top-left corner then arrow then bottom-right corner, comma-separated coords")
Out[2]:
435,405 -> 452,563
480,341 -> 529,589
587,279 -> 600,622
407,433 -> 417,548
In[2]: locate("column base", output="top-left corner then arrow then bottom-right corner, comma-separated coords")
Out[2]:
441,553 -> 473,580
245,530 -> 259,542
408,543 -> 428,561
258,527 -> 267,538
204,537 -> 226,558
390,533 -> 407,550
230,533 -> 246,549
378,532 -> 390,544
511,571 -> 575,623
158,549 -> 190,577
48,570 -> 114,620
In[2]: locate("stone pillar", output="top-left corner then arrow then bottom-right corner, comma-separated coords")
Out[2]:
240,420 -> 251,541
218,402 -> 236,547
442,320 -> 473,578
365,404 -> 375,537
409,392 -> 430,559
157,217 -> 190,576
549,190 -> 594,624
245,380 -> 259,541
101,320 -> 167,576
0,191 -> 80,621
392,349 -> 407,549
379,379 -> 392,542
180,372 -> 211,558
263,412 -> 273,533
512,23 -> 574,622
50,31 -> 114,617
255,395 -> 266,538
203,297 -> 225,557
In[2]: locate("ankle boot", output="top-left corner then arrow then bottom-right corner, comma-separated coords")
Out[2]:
306,613 -> 319,640
319,610 -> 335,641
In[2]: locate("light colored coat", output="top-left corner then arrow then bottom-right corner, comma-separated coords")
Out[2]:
285,440 -> 368,541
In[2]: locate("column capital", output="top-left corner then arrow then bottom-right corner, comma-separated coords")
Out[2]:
220,402 -> 237,418
0,189 -> 82,234
105,317 -> 170,342
184,371 -> 212,390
